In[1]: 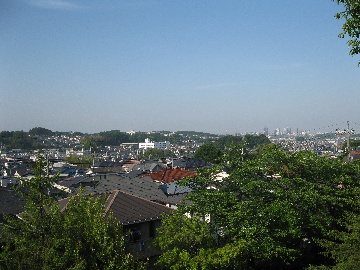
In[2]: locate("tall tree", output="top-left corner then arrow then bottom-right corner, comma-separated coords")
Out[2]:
193,143 -> 223,164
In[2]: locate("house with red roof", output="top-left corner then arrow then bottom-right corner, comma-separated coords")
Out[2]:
350,150 -> 360,161
146,168 -> 196,184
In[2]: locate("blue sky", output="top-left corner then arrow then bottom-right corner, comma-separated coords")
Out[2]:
1,0 -> 359,135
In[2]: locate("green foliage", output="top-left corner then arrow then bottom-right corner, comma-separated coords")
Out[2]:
0,130 -> 41,150
349,139 -> 360,150
81,131 -> 178,147
139,148 -> 174,160
194,134 -> 270,164
0,128 -> 221,150
333,0 -> 360,65
80,135 -> 104,151
156,145 -> 360,269
243,133 -> 271,149
64,154 -> 97,168
315,213 -> 360,270
130,133 -> 167,144
214,135 -> 244,150
98,130 -> 131,145
29,127 -> 53,136
0,156 -> 144,270
193,143 -> 223,164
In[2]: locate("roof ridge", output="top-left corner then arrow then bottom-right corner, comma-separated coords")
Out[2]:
105,190 -> 119,214
117,189 -> 172,209
161,167 -> 167,181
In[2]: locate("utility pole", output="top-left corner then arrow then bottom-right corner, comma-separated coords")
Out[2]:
346,121 -> 355,160
46,153 -> 49,178
347,121 -> 351,160
336,121 -> 355,161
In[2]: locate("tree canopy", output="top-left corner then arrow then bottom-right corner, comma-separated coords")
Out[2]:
155,145 -> 360,269
0,131 -> 41,150
194,134 -> 270,164
193,143 -> 223,164
334,0 -> 360,65
28,127 -> 53,136
314,213 -> 360,270
140,148 -> 175,160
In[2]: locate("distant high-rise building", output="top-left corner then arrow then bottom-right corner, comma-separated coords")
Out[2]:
263,127 -> 269,136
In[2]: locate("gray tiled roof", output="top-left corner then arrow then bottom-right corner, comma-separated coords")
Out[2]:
172,159 -> 210,169
66,174 -> 189,206
57,190 -> 172,225
131,162 -> 166,172
0,189 -> 26,222
105,190 -> 172,225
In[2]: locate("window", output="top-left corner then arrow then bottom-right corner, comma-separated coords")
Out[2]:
127,227 -> 142,242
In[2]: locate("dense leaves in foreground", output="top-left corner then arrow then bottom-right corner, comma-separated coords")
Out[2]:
333,0 -> 360,65
155,145 -> 360,269
0,156 -> 144,270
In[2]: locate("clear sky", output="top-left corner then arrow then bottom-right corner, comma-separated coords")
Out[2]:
1,0 -> 359,135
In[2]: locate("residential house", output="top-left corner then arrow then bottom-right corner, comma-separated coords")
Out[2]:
0,185 -> 26,224
171,158 -> 210,171
131,161 -> 167,174
59,190 -> 172,259
146,168 -> 197,184
60,173 -> 187,209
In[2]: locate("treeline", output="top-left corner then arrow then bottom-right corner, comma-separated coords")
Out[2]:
0,127 -> 275,154
0,127 -> 223,150
0,131 -> 43,150
0,127 -> 82,150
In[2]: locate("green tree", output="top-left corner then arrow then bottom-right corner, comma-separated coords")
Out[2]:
64,154 -> 97,168
194,134 -> 270,165
29,127 -> 53,136
214,135 -> 243,150
155,145 -> 360,269
0,131 -> 40,150
0,155 -> 144,270
80,135 -> 104,151
193,143 -> 223,164
243,133 -> 271,149
349,138 -> 360,150
140,148 -> 174,160
99,130 -> 131,145
313,211 -> 360,270
333,0 -> 360,65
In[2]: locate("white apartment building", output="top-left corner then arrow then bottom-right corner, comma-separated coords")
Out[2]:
139,138 -> 170,150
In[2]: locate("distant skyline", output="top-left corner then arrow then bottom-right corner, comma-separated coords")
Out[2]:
1,1 -> 360,135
